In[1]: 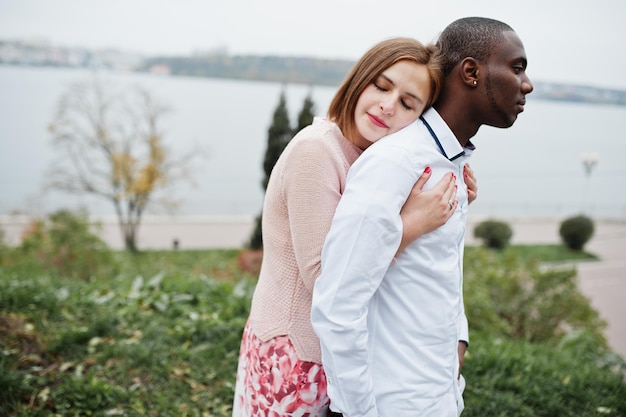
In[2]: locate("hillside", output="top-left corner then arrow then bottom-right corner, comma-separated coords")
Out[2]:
2,38 -> 625,106
139,54 -> 626,106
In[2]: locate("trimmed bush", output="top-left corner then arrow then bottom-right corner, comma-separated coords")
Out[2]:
473,219 -> 513,249
559,215 -> 594,251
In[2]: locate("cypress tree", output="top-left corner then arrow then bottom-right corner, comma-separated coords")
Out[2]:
249,90 -> 293,249
262,90 -> 292,189
249,90 -> 318,250
293,91 -> 316,135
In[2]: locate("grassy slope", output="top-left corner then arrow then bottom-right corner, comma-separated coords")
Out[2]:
1,245 -> 624,416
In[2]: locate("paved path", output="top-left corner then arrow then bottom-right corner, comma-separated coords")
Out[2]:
575,224 -> 626,359
467,219 -> 626,359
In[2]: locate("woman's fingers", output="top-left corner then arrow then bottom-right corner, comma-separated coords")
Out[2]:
400,171 -> 456,241
432,172 -> 457,212
412,166 -> 432,192
464,164 -> 478,204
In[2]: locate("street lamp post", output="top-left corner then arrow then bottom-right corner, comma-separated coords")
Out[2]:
581,152 -> 599,215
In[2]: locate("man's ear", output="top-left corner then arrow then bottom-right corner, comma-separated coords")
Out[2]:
460,57 -> 479,88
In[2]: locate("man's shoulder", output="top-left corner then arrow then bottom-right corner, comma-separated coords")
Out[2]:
387,118 -> 427,141
370,119 -> 431,154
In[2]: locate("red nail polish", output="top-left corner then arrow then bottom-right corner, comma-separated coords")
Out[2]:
425,166 -> 431,174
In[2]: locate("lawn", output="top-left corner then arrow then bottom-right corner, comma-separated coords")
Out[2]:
1,242 -> 624,416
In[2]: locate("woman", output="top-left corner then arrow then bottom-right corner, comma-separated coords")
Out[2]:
232,37 -> 477,417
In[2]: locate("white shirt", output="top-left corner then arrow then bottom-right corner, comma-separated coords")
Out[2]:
311,108 -> 472,417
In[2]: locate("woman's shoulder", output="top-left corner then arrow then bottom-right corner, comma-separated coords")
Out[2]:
287,118 -> 351,157
293,118 -> 341,142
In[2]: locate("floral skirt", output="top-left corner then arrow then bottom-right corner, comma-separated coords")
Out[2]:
232,321 -> 329,417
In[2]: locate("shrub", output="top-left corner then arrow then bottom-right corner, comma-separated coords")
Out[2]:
473,219 -> 513,249
18,209 -> 118,279
559,215 -> 595,251
464,248 -> 607,345
0,229 -> 6,263
2,248 -> 623,416
463,332 -> 626,417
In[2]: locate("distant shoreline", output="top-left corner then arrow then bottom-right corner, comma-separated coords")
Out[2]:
3,61 -> 625,107
2,36 -> 626,107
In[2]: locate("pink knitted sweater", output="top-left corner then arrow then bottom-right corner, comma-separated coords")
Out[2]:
248,118 -> 362,363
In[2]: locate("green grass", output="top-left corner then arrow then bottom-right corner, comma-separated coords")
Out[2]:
463,331 -> 626,417
0,249 -> 255,417
1,244 -> 624,416
114,248 -> 249,280
466,243 -> 599,263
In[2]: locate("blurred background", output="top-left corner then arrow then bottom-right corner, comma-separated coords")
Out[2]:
1,0 -> 625,248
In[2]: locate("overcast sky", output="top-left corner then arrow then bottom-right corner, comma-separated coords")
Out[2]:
1,0 -> 625,89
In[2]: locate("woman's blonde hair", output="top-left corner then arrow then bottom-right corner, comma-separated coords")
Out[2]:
328,37 -> 442,142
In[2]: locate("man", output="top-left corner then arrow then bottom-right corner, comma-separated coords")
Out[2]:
311,17 -> 533,417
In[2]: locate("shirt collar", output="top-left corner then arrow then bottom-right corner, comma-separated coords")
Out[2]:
420,108 -> 475,161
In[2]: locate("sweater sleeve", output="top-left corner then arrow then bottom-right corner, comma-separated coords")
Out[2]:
280,133 -> 350,292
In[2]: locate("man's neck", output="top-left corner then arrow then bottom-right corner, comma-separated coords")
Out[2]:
433,102 -> 480,148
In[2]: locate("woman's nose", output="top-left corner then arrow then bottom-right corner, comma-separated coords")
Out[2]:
380,99 -> 395,116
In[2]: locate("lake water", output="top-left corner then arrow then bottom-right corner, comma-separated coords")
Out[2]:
1,65 -> 625,221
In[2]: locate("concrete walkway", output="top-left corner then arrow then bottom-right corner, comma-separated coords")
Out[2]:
467,219 -> 626,359
573,223 -> 626,359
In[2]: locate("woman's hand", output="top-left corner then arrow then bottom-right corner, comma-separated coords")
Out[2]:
464,163 -> 478,204
396,167 -> 457,255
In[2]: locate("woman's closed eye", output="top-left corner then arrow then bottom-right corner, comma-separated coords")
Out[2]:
374,79 -> 416,111
374,82 -> 388,92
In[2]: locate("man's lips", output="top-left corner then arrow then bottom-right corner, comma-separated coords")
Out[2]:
367,113 -> 388,128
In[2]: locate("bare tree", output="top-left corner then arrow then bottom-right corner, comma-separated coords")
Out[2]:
47,76 -> 199,252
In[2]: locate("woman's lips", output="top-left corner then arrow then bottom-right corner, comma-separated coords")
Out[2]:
367,113 -> 388,128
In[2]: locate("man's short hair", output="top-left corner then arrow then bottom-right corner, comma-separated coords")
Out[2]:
437,17 -> 514,76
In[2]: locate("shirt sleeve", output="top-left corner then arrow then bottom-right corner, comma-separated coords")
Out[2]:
459,311 -> 469,345
311,139 -> 419,417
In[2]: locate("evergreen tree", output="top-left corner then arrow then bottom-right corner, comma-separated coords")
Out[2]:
248,91 -> 317,250
294,91 -> 316,135
248,212 -> 263,250
249,90 -> 293,249
262,90 -> 292,190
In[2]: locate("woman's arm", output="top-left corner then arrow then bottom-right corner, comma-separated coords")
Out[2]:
281,135 -> 347,291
